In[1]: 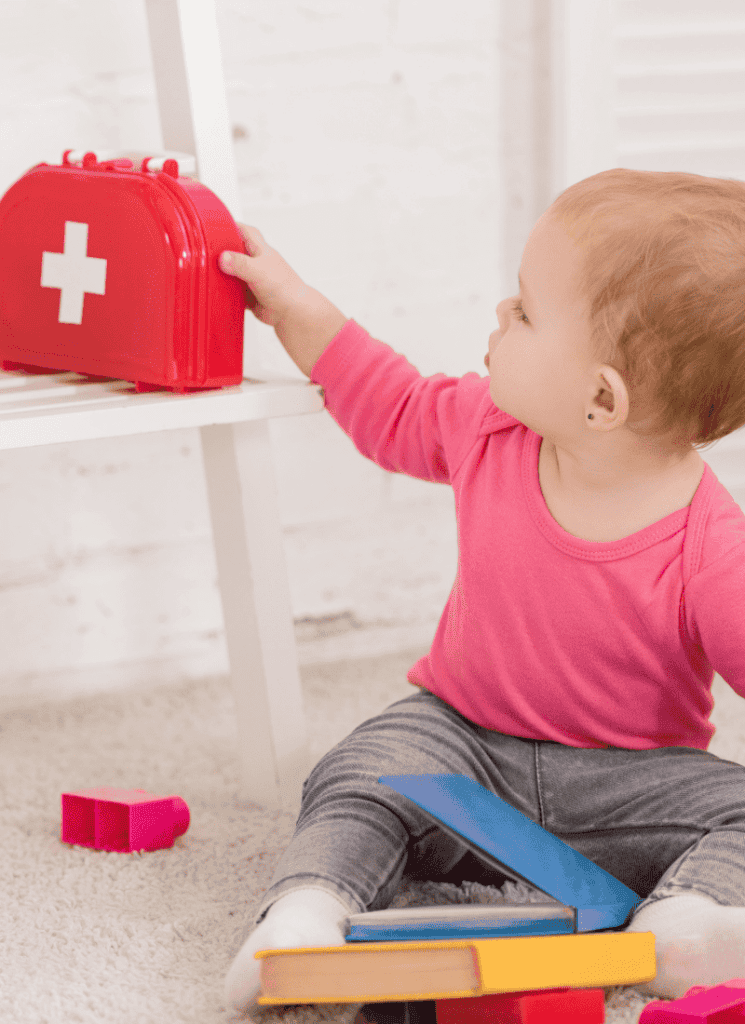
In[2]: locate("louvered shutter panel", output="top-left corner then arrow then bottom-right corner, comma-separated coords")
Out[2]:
614,1 -> 745,488
615,0 -> 745,178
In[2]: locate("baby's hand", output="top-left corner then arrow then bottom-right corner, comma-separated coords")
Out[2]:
219,224 -> 311,330
220,224 -> 347,378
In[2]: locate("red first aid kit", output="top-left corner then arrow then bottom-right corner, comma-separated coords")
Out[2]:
0,150 -> 247,392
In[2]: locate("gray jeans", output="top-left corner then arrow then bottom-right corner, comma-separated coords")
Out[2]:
255,690 -> 745,927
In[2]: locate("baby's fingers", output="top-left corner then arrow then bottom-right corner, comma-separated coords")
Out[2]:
236,223 -> 265,258
219,226 -> 263,275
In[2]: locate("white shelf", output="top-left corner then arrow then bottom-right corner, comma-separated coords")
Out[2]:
0,368 -> 325,449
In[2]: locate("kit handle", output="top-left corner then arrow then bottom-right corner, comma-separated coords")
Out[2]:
61,149 -> 197,177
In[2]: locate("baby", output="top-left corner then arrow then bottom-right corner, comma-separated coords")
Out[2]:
219,167 -> 745,1015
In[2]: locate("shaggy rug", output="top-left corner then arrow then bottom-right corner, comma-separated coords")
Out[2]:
2,646 -> 743,1024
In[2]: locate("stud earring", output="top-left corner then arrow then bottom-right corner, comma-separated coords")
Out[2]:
588,413 -> 594,419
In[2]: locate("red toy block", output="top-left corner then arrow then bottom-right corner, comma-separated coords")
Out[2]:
436,987 -> 605,1023
639,980 -> 745,1023
61,787 -> 190,853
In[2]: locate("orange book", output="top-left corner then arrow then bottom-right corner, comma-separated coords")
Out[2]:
256,929 -> 656,1005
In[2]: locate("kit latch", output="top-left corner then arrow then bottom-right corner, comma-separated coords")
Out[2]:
141,156 -> 180,178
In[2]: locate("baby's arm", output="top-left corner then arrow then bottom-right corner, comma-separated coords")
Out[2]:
219,224 -> 347,378
221,225 -> 477,485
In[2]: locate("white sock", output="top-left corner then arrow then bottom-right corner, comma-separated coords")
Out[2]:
223,887 -> 351,1016
625,893 -> 745,999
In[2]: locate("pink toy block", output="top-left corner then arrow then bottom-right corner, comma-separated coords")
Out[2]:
436,986 -> 605,1023
61,787 -> 190,853
639,979 -> 745,1023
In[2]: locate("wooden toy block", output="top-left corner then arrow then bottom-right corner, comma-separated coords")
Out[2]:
61,787 -> 190,852
639,979 -> 745,1023
435,986 -> 605,1023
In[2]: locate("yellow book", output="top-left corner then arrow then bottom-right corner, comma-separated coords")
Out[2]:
256,929 -> 656,1005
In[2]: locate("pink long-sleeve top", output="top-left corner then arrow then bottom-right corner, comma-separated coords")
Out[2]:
310,320 -> 745,750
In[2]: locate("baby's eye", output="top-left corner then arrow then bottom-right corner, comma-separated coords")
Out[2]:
511,299 -> 529,324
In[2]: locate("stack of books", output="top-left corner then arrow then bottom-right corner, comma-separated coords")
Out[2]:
255,774 -> 656,1012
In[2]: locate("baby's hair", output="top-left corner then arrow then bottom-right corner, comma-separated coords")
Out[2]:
550,167 -> 745,452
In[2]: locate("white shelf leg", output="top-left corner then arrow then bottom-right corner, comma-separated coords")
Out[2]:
200,420 -> 309,810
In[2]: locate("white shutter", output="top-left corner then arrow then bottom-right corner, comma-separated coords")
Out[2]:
615,0 -> 745,179
614,0 -> 745,479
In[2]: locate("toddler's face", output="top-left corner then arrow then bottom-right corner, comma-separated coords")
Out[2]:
485,212 -> 600,441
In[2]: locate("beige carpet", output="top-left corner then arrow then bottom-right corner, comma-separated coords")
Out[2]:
2,646 -> 743,1024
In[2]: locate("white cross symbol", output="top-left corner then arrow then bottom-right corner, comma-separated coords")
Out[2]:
41,221 -> 107,325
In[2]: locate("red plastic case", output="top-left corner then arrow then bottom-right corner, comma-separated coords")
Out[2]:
0,150 -> 247,392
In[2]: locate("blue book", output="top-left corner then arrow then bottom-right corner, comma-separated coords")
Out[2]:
345,774 -> 642,943
345,901 -> 576,942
